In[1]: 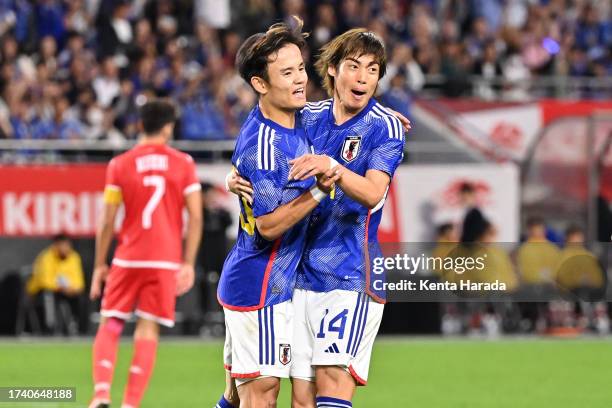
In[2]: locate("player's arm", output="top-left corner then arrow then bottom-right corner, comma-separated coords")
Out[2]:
288,155 -> 388,209
331,167 -> 390,209
90,201 -> 120,300
176,189 -> 203,296
91,158 -> 122,300
291,114 -> 405,209
335,119 -> 406,208
255,169 -> 341,241
227,166 -> 323,240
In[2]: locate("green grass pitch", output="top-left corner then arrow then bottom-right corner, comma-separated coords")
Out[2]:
0,337 -> 610,407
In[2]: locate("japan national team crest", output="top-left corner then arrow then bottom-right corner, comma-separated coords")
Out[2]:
279,344 -> 292,365
341,135 -> 362,162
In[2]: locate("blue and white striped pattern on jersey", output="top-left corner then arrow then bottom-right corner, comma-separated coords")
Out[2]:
316,396 -> 353,408
371,103 -> 404,140
345,293 -> 369,357
258,306 -> 275,365
303,99 -> 332,113
257,123 -> 276,170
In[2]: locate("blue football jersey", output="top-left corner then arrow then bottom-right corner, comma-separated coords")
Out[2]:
218,106 -> 314,310
296,98 -> 405,302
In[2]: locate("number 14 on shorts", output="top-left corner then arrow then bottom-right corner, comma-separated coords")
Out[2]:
317,309 -> 348,339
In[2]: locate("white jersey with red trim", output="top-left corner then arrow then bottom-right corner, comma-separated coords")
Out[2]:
104,143 -> 200,268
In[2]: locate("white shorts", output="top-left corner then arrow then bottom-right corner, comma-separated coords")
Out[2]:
291,289 -> 384,386
223,300 -> 294,383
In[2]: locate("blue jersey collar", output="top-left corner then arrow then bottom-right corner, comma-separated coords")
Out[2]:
328,98 -> 376,129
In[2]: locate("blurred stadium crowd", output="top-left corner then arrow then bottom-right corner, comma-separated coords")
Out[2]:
0,0 -> 609,142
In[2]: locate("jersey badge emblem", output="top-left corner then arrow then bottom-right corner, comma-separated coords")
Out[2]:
279,343 -> 292,365
341,135 -> 362,162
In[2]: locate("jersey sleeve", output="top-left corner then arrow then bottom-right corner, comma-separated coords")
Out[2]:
181,154 -> 201,196
368,118 -> 405,178
103,158 -> 123,204
249,166 -> 286,218
237,140 -> 290,218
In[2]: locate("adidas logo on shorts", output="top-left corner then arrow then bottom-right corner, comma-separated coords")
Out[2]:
324,343 -> 341,353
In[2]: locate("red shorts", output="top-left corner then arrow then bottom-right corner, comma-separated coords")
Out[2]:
100,266 -> 177,327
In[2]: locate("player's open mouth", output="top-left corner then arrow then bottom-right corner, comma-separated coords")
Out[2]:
351,89 -> 367,98
293,88 -> 305,96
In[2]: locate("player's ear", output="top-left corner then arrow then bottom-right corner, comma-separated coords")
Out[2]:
251,76 -> 268,95
327,64 -> 337,78
163,122 -> 174,139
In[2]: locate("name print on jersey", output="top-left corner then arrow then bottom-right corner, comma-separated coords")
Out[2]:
136,154 -> 169,173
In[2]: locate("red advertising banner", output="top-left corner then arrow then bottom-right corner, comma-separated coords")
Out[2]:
0,164 -> 106,236
0,163 -> 518,241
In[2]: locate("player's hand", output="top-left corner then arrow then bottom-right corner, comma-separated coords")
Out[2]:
316,166 -> 343,194
90,264 -> 109,300
289,154 -> 333,180
227,171 -> 254,204
176,263 -> 195,296
386,108 -> 412,132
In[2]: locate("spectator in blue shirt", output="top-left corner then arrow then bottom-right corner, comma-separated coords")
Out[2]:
179,90 -> 226,140
9,102 -> 32,139
35,0 -> 66,46
51,96 -> 83,139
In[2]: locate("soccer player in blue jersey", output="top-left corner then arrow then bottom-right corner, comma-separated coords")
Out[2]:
289,29 -> 405,408
230,28 -> 406,408
215,17 -> 342,408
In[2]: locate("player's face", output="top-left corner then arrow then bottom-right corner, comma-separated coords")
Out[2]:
330,53 -> 380,113
263,43 -> 308,110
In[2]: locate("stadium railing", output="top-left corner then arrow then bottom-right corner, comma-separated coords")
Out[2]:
419,75 -> 612,100
0,139 -> 447,163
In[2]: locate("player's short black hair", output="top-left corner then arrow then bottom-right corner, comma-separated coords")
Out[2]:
139,99 -> 177,135
437,223 -> 454,237
235,15 -> 307,89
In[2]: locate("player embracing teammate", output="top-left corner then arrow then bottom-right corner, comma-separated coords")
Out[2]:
219,18 -> 407,408
215,16 -> 342,408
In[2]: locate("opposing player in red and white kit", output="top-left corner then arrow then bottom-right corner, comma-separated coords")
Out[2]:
88,100 -> 202,408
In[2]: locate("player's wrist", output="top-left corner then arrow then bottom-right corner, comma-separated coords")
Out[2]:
309,185 -> 329,202
328,156 -> 339,169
